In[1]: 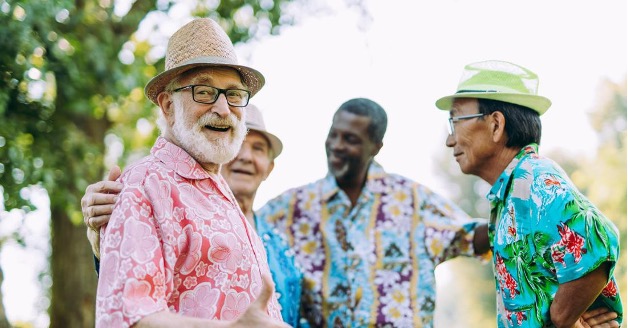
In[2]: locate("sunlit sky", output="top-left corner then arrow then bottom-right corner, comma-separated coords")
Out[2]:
1,0 -> 626,326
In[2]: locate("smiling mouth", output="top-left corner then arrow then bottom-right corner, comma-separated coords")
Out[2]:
205,125 -> 230,132
231,169 -> 253,175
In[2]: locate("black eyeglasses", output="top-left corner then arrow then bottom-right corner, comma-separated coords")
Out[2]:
172,85 -> 251,107
448,113 -> 487,135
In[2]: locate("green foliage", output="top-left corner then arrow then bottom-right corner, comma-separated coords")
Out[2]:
565,77 -> 627,320
0,0 -> 297,213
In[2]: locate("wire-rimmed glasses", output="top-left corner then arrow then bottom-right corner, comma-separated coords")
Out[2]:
448,113 -> 487,135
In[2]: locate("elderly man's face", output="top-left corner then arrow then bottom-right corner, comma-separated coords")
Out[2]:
168,67 -> 248,166
325,110 -> 380,186
445,98 -> 494,176
221,130 -> 275,199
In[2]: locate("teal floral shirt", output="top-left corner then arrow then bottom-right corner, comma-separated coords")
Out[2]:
487,144 -> 622,327
257,162 -> 484,327
254,214 -> 306,327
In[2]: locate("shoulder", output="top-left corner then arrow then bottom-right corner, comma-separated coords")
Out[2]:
119,155 -> 170,189
516,156 -> 572,192
272,179 -> 324,200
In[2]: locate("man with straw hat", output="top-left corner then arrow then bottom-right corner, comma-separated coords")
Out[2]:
435,60 -> 623,327
86,104 -> 304,327
93,18 -> 290,328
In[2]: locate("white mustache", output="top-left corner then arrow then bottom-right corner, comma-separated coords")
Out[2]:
198,113 -> 239,128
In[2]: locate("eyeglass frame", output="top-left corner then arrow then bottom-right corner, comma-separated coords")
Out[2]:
447,113 -> 487,135
172,84 -> 251,107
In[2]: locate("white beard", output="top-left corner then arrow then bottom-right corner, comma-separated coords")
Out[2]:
171,98 -> 247,165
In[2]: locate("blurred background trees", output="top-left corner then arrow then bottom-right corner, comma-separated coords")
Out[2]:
0,0 -> 624,327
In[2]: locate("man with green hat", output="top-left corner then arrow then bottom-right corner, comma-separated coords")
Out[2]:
436,60 -> 623,327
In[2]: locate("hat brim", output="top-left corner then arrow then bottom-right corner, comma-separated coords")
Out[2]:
145,60 -> 265,106
435,93 -> 551,115
247,127 -> 283,159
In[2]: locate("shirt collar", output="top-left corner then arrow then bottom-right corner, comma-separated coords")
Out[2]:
486,143 -> 539,202
151,136 -> 216,181
321,161 -> 386,202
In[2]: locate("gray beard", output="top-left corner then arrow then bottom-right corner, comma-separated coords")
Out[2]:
171,100 -> 247,165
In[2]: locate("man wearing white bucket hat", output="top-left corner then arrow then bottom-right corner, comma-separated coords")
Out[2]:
92,18 -> 289,328
436,60 -> 623,327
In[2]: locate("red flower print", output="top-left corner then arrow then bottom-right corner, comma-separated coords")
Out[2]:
495,254 -> 519,299
556,223 -> 586,263
544,177 -> 561,187
551,248 -> 566,267
504,274 -> 520,298
516,311 -> 527,325
602,280 -> 618,298
505,310 -> 527,326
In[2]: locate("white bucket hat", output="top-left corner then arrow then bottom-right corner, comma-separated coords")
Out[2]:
245,104 -> 283,159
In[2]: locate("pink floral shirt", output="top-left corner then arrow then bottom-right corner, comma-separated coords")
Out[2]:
95,137 -> 282,327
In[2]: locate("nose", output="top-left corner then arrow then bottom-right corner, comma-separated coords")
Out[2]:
445,133 -> 455,148
211,94 -> 231,117
235,143 -> 253,161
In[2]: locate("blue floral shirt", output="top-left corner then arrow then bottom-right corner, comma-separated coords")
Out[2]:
257,161 -> 484,327
487,144 -> 623,327
255,214 -> 306,327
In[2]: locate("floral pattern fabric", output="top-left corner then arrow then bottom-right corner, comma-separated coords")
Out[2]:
95,137 -> 282,327
487,144 -> 623,327
255,214 -> 306,327
257,161 -> 484,327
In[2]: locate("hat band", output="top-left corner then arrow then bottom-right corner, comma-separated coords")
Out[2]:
168,55 -> 239,70
456,89 -> 499,94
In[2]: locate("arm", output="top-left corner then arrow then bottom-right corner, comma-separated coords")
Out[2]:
134,275 -> 291,328
550,262 -> 612,328
472,223 -> 490,256
81,165 -> 123,259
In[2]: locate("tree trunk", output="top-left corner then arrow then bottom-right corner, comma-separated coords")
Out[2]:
49,207 -> 98,328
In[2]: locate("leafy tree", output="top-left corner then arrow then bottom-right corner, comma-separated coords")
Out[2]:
0,0 -> 298,326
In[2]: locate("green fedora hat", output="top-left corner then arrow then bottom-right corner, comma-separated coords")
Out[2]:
435,60 -> 551,115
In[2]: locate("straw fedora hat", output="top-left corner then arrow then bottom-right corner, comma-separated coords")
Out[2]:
245,104 -> 283,159
145,18 -> 265,105
435,60 -> 551,115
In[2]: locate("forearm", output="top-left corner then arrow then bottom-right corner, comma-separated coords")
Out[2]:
550,262 -> 611,328
472,223 -> 489,255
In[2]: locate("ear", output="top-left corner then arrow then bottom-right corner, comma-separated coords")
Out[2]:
371,142 -> 383,157
490,111 -> 507,143
262,160 -> 275,181
157,92 -> 175,125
